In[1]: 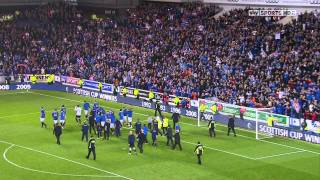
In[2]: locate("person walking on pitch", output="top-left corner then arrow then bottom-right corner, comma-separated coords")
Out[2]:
166,125 -> 174,146
81,122 -> 89,142
194,141 -> 204,165
53,123 -> 62,145
208,119 -> 216,138
172,131 -> 182,151
86,136 -> 96,160
227,115 -> 236,137
128,131 -> 137,155
40,107 -> 47,128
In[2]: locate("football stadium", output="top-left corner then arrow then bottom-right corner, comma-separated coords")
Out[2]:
0,0 -> 319,180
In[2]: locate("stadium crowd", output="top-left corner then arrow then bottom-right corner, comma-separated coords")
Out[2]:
0,2 -> 319,120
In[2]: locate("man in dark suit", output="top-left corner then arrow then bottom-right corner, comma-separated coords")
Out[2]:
227,115 -> 236,137
53,124 -> 62,145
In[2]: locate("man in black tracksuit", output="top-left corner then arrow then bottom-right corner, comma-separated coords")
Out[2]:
172,112 -> 180,129
86,136 -> 96,160
81,122 -> 89,142
137,131 -> 146,153
89,111 -> 96,135
154,100 -> 162,117
208,119 -> 216,138
115,119 -> 122,137
166,125 -> 174,146
172,131 -> 182,150
227,115 -> 236,137
53,124 -> 62,145
105,120 -> 111,140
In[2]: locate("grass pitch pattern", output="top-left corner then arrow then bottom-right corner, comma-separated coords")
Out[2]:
0,90 -> 319,180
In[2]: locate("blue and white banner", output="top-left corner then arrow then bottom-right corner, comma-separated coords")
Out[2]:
82,80 -> 113,94
83,80 -> 99,89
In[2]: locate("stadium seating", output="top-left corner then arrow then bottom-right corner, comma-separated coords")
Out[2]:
0,2 -> 319,120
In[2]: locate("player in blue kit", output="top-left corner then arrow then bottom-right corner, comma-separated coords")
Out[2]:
83,101 -> 90,119
40,107 -> 47,128
123,108 -> 128,125
52,109 -> 59,125
110,110 -> 116,132
119,109 -> 124,125
127,109 -> 133,128
60,109 -> 66,128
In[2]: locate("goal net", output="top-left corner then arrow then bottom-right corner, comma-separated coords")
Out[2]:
197,99 -> 290,140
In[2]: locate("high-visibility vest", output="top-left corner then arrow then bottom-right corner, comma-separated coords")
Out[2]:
174,96 -> 180,105
121,87 -> 128,94
98,82 -> 102,90
200,104 -> 205,113
267,116 -> 274,126
211,105 -> 217,114
30,75 -> 37,84
157,119 -> 162,129
78,79 -> 83,86
149,91 -> 155,99
133,89 -> 139,96
163,118 -> 169,128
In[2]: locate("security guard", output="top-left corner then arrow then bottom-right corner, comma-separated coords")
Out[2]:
86,135 -> 96,160
121,87 -> 128,97
133,88 -> 139,99
199,103 -> 206,120
211,104 -> 217,121
148,90 -> 155,102
166,125 -> 174,146
162,117 -> 169,135
173,96 -> 180,107
154,100 -> 162,117
208,119 -> 216,138
98,82 -> 102,92
194,141 -> 204,165
30,74 -> 37,84
172,131 -> 182,151
267,114 -> 275,127
78,79 -> 84,88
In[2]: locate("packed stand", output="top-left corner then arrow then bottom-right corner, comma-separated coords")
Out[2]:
0,2 -> 319,120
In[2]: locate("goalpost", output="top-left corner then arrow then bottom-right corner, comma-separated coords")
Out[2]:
197,99 -> 289,140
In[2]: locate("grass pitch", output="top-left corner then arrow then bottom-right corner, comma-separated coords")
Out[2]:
0,90 -> 319,180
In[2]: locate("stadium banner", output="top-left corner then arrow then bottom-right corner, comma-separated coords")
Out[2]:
258,124 -> 320,144
201,99 -> 289,127
61,76 -> 80,87
2,82 -> 320,144
23,74 -> 51,83
72,87 -> 117,102
81,80 -> 113,94
119,86 -> 196,107
204,0 -> 320,7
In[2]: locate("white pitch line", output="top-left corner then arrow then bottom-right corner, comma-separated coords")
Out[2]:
0,140 -> 133,180
181,140 -> 256,160
120,126 -> 256,160
0,92 -> 29,96
29,92 -> 320,156
255,150 -> 306,160
3,144 -> 118,178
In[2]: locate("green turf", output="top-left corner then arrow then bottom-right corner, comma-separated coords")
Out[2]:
0,90 -> 319,180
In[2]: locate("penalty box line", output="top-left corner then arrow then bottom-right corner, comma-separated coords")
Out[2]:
3,144 -> 118,178
29,92 -> 320,158
0,140 -> 133,180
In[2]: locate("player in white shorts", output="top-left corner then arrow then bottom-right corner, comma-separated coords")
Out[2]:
75,105 -> 82,125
